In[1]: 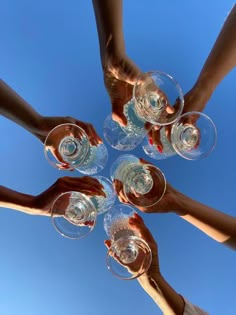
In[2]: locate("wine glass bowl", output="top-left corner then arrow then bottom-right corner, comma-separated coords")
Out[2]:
44,123 -> 89,170
51,176 -> 116,240
51,191 -> 97,240
103,113 -> 142,151
133,71 -> 184,126
110,154 -> 166,207
103,70 -> 184,151
142,111 -> 217,161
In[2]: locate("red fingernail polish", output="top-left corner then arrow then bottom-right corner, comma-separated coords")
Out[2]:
157,145 -> 163,153
149,138 -> 153,145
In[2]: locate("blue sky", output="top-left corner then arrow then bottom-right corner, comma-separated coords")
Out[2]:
0,1 -> 236,314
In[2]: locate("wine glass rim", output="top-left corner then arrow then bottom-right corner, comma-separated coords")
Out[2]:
132,70 -> 184,126
106,235 -> 152,280
44,123 -> 88,147
44,123 -> 90,170
133,70 -> 183,98
171,111 -> 217,160
123,164 -> 167,208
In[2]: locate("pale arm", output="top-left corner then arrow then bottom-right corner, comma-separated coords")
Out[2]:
174,191 -> 236,249
130,214 -> 185,315
130,214 -> 207,314
113,163 -> 236,250
138,273 -> 185,315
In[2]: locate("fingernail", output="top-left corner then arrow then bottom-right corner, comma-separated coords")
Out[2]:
148,138 -> 153,145
157,145 -> 163,153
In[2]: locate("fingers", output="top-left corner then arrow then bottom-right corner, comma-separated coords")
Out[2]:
52,148 -> 72,170
129,215 -> 157,249
165,125 -> 172,143
131,212 -> 144,223
106,55 -> 142,85
78,177 -> 106,197
110,80 -> 133,127
113,179 -> 129,204
112,111 -> 127,127
139,158 -> 150,165
104,239 -> 112,248
104,71 -> 135,127
79,122 -> 103,146
83,220 -> 95,227
148,127 -> 163,153
58,176 -> 106,197
166,104 -> 175,114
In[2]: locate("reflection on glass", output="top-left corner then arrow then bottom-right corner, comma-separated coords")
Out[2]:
104,204 -> 152,280
51,176 -> 116,239
103,71 -> 184,151
44,123 -> 108,175
110,154 -> 166,207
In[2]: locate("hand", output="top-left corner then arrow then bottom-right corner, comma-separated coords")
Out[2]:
113,158 -> 178,214
103,54 -> 142,126
37,116 -> 103,170
105,213 -> 160,277
147,97 -> 182,152
33,176 -> 106,216
182,83 -> 214,115
148,101 -> 203,153
104,55 -> 174,130
35,115 -> 103,146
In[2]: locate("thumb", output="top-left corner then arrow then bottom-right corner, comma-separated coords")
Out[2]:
112,110 -> 127,127
104,239 -> 112,249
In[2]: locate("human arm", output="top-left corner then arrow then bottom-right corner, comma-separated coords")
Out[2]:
0,79 -> 102,145
131,214 -> 209,314
183,4 -> 236,114
114,157 -> 236,250
92,0 -> 141,125
135,187 -> 236,250
174,191 -> 236,250
106,213 -> 208,314
150,5 -> 236,149
131,214 -> 185,315
0,176 -> 105,216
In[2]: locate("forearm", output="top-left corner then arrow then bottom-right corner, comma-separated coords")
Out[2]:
0,80 -> 43,138
0,185 -> 38,215
92,0 -> 126,66
174,191 -> 236,249
194,4 -> 236,93
138,272 -> 185,315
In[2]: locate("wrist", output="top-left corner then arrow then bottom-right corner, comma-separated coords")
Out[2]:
28,114 -> 47,141
101,47 -> 126,71
192,79 -> 215,109
171,189 -> 189,216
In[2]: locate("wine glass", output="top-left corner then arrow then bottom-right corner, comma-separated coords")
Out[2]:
44,123 -> 108,175
51,176 -> 116,239
110,154 -> 166,207
142,111 -> 217,160
103,70 -> 184,151
104,204 -> 152,280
